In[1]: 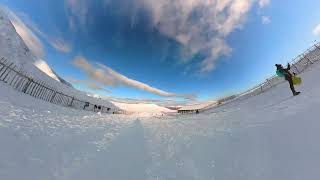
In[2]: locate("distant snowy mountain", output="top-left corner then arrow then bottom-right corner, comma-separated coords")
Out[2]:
166,106 -> 183,110
178,101 -> 219,111
111,101 -> 176,114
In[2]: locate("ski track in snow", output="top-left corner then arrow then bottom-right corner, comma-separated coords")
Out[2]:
1,61 -> 320,179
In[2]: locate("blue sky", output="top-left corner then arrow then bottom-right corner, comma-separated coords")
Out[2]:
1,0 -> 320,103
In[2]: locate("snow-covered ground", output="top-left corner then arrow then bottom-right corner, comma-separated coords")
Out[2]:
1,54 -> 320,180
2,5 -> 320,179
178,100 -> 218,111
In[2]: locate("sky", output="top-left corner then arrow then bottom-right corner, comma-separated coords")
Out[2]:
0,0 -> 320,104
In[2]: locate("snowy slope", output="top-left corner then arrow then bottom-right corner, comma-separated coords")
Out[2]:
1,53 -> 320,180
1,7 -> 73,87
34,59 -> 61,82
0,9 -> 116,109
112,101 -> 176,115
34,59 -> 73,87
179,101 -> 218,111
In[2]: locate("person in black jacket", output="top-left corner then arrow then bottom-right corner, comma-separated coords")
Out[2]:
275,63 -> 301,96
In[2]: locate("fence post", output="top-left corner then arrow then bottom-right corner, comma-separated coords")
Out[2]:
304,55 -> 313,64
28,80 -> 35,95
22,78 -> 32,93
30,82 -> 39,96
39,84 -> 47,100
56,93 -> 62,104
40,84 -> 47,100
0,62 -> 13,79
266,79 -> 272,88
36,82 -> 45,99
3,65 -> 16,83
69,97 -> 74,107
43,88 -> 50,101
10,72 -> 19,86
13,76 -> 23,89
50,91 -> 57,103
0,59 -> 8,73
33,82 -> 41,98
292,64 -> 300,74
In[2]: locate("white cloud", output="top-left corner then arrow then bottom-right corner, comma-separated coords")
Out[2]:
105,0 -> 268,73
50,39 -> 72,53
136,0 -> 253,73
261,16 -> 271,25
200,38 -> 232,73
65,0 -> 89,30
105,97 -> 186,106
65,0 -> 270,73
259,0 -> 270,8
21,16 -> 72,53
313,24 -> 320,36
67,77 -> 111,93
72,56 -> 196,100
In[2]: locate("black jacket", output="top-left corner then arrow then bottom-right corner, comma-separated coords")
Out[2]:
277,64 -> 292,79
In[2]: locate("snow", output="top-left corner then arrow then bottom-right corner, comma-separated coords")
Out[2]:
179,101 -> 218,111
34,59 -> 61,82
1,53 -> 320,179
2,5 -> 320,180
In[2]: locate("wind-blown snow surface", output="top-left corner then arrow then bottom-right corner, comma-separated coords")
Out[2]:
1,63 -> 320,179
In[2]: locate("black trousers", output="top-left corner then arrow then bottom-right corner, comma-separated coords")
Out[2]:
285,76 -> 296,94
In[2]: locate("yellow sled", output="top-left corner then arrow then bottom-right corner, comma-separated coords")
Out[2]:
292,76 -> 302,85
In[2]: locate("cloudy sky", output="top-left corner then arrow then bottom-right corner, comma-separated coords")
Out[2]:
1,0 -> 320,102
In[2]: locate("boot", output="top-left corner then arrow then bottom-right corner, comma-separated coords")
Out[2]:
293,92 -> 301,96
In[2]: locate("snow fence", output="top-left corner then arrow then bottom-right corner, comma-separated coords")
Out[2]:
0,57 -> 115,114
